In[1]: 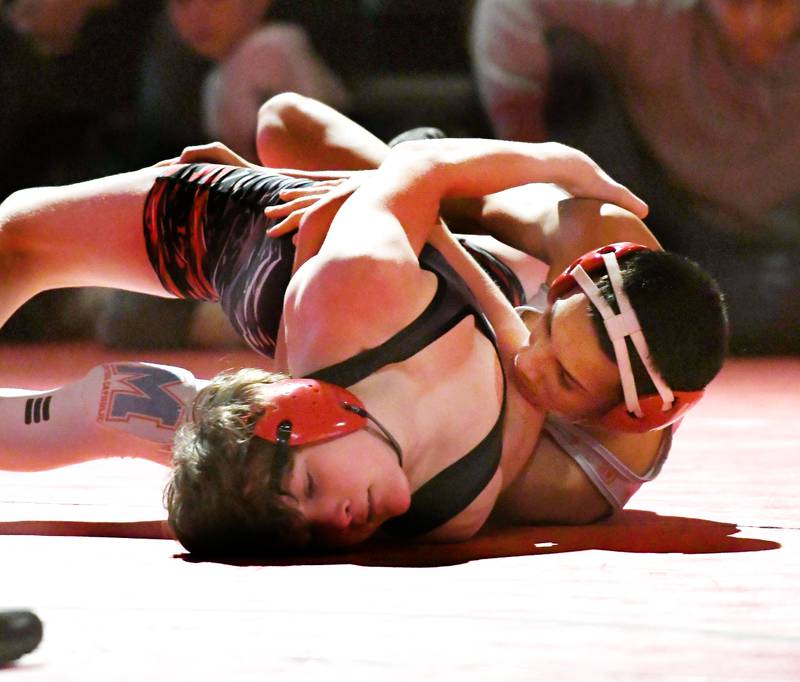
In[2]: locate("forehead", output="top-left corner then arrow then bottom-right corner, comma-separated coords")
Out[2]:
550,294 -> 620,395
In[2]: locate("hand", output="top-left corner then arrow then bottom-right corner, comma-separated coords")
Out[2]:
152,141 -> 252,168
543,143 -> 649,219
264,172 -> 372,272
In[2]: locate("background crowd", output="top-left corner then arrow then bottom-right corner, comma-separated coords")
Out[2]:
1,0 -> 798,355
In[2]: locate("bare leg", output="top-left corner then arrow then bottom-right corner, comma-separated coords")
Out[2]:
257,93 -> 389,170
0,166 -> 180,330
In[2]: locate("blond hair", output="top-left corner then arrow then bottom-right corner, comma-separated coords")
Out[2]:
164,368 -> 311,555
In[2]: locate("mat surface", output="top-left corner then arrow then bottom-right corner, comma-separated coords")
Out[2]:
2,343 -> 798,680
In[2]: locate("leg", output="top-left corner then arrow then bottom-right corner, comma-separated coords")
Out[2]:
0,362 -> 202,471
257,92 -> 389,170
0,166 -> 178,329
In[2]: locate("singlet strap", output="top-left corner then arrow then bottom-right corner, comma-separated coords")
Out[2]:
308,269 -> 472,386
309,245 -> 493,386
382,384 -> 506,538
458,238 -> 527,307
542,416 -> 673,511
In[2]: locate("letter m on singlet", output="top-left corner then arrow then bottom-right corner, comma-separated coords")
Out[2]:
106,363 -> 184,430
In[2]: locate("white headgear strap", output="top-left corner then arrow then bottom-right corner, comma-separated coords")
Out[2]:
570,252 -> 674,417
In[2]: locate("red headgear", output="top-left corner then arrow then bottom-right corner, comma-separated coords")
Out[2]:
252,379 -> 402,461
549,242 -> 703,432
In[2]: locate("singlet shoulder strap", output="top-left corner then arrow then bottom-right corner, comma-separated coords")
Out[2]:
309,245 -> 492,386
542,416 -> 673,511
381,385 -> 506,539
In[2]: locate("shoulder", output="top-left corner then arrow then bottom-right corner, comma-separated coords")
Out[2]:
497,430 -> 612,524
495,423 -> 669,525
284,253 -> 438,373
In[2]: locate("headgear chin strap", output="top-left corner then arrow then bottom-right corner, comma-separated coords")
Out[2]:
252,378 -> 403,464
549,242 -> 703,432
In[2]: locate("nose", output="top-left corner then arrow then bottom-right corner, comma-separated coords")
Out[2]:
515,336 -> 546,384
325,498 -> 352,530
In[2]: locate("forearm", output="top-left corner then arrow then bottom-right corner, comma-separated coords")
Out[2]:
386,139 -> 576,200
377,136 -> 644,248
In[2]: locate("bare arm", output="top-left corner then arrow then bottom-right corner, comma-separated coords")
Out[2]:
442,181 -> 659,285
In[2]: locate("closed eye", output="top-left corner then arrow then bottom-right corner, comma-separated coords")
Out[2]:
549,302 -> 588,394
558,366 -> 576,391
305,469 -> 316,499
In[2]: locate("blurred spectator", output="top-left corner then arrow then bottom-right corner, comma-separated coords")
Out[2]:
472,0 -> 800,353
0,0 -> 159,342
0,0 -> 160,189
139,0 -> 350,163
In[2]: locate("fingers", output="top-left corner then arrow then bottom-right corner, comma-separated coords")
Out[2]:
152,157 -> 180,167
177,143 -> 221,164
277,182 -> 341,201
594,162 -> 649,219
272,168 -> 354,180
617,186 -> 649,219
174,141 -> 248,167
264,195 -> 318,221
267,211 -> 304,237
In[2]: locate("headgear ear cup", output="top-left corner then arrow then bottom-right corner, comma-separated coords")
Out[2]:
253,379 -> 368,445
252,378 -> 403,462
549,242 -> 704,432
597,391 -> 704,432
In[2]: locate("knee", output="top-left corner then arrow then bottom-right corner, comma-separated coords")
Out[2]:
0,190 -> 44,304
0,188 -> 38,261
256,92 -> 312,163
258,92 -> 311,127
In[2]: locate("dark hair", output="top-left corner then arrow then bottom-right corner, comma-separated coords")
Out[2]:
588,250 -> 728,396
164,368 -> 311,556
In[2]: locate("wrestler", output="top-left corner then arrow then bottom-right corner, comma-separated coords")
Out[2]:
0,105 -> 727,552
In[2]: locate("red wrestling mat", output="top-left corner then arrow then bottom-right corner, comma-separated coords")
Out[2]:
2,343 -> 799,681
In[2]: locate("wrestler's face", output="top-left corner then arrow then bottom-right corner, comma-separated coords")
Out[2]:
706,0 -> 800,66
168,0 -> 271,61
513,292 -> 621,422
280,428 -> 411,548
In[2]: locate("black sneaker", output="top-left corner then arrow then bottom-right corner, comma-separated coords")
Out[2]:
0,611 -> 43,666
387,127 -> 447,147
